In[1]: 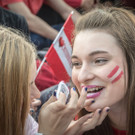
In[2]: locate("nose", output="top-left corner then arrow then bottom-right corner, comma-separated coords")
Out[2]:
78,64 -> 95,83
31,83 -> 41,99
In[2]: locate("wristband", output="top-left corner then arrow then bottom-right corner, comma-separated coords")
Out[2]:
36,133 -> 43,135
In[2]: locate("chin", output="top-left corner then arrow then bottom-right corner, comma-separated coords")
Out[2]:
84,103 -> 106,112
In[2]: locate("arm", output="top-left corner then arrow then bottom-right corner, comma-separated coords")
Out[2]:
46,0 -> 81,24
81,0 -> 95,10
7,2 -> 58,40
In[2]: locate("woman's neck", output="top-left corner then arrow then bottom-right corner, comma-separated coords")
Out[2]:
108,99 -> 127,130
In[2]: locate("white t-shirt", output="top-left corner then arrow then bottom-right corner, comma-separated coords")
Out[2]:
24,114 -> 38,135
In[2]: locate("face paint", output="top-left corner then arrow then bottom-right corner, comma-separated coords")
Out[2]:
107,65 -> 123,83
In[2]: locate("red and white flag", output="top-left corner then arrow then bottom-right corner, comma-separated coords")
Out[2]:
37,12 -> 74,82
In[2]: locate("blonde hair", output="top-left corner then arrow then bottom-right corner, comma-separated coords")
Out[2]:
0,26 -> 36,135
74,6 -> 135,135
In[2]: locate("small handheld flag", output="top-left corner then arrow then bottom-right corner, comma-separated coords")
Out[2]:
36,11 -> 75,82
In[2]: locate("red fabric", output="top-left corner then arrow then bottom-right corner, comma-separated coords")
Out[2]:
64,0 -> 82,8
63,12 -> 75,43
112,127 -> 127,135
44,0 -> 82,8
0,0 -> 43,14
46,44 -> 70,82
35,60 -> 59,91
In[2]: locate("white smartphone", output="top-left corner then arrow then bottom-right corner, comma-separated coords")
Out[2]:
56,81 -> 69,100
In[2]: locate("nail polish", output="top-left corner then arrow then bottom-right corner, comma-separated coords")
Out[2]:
53,91 -> 56,96
106,108 -> 110,112
91,100 -> 95,103
99,110 -> 102,114
85,87 -> 87,91
73,87 -> 76,91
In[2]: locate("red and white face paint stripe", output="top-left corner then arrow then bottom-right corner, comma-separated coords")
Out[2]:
107,65 -> 123,83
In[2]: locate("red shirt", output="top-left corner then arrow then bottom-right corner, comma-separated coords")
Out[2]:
112,127 -> 127,135
35,60 -> 59,91
44,0 -> 82,8
64,0 -> 82,8
0,0 -> 43,14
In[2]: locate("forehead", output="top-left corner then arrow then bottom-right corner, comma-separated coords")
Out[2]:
73,30 -> 123,57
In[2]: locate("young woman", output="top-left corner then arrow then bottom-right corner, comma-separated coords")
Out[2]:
38,6 -> 135,135
71,6 -> 130,135
0,26 -> 43,135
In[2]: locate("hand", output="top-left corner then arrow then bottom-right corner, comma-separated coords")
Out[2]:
30,98 -> 41,112
38,87 -> 93,135
64,107 -> 110,135
30,98 -> 41,116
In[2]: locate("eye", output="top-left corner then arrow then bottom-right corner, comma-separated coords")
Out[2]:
95,58 -> 108,65
29,81 -> 34,86
72,61 -> 82,68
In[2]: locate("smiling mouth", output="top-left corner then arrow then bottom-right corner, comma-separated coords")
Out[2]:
87,86 -> 104,93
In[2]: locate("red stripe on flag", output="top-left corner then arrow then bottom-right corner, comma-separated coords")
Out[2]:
107,66 -> 119,78
45,44 -> 54,58
112,71 -> 123,83
46,45 -> 70,82
63,14 -> 74,43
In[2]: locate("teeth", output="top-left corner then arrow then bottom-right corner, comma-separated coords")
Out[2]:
89,88 -> 95,91
88,87 -> 103,92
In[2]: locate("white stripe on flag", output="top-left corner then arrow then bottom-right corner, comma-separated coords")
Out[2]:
109,68 -> 121,82
53,28 -> 72,77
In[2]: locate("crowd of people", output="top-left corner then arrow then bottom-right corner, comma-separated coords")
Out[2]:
0,0 -> 135,135
0,0 -> 91,49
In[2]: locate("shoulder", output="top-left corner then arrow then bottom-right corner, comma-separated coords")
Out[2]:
24,114 -> 39,135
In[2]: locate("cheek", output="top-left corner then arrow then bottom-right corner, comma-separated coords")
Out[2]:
30,84 -> 40,99
72,70 -> 77,85
72,70 -> 81,92
96,65 -> 123,84
107,65 -> 123,83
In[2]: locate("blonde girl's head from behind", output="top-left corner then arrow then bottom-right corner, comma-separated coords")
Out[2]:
0,26 -> 36,135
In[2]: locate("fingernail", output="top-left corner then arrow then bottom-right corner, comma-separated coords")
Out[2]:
88,115 -> 92,119
99,109 -> 102,114
73,87 -> 76,91
91,100 -> 95,103
106,108 -> 110,112
88,113 -> 94,119
53,91 -> 56,96
85,87 -> 87,92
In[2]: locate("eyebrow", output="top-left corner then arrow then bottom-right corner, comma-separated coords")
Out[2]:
89,50 -> 108,56
71,55 -> 78,59
72,50 -> 108,59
